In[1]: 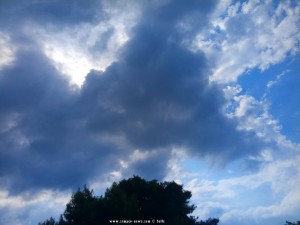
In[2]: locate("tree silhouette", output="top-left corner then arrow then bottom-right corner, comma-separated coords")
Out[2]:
38,217 -> 56,225
285,221 -> 300,225
39,176 -> 219,225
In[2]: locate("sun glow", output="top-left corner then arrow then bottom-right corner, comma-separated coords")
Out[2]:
43,43 -> 103,87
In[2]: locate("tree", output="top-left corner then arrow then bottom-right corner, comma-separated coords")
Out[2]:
285,221 -> 300,225
39,176 -> 219,225
63,185 -> 100,225
198,218 -> 219,225
38,217 -> 57,225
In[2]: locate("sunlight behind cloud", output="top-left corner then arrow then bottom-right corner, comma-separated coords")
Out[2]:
38,22 -> 129,87
28,1 -> 138,87
43,43 -> 99,86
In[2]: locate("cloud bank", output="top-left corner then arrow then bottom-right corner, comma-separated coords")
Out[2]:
0,1 -> 300,225
0,0 -> 268,194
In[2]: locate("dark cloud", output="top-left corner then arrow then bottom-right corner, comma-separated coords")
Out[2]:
0,0 -> 103,29
0,49 -> 105,193
0,0 -> 265,194
80,0 -> 262,158
128,151 -> 170,181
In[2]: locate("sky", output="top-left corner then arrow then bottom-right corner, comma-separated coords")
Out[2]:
0,0 -> 299,225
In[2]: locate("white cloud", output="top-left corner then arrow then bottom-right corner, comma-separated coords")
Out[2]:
160,117 -> 300,223
0,189 -> 68,209
21,1 -> 140,87
178,153 -> 300,224
220,171 -> 300,223
0,32 -> 15,70
0,189 -> 70,225
33,22 -> 127,87
223,84 -> 298,150
266,69 -> 290,89
164,148 -> 198,185
192,0 -> 300,83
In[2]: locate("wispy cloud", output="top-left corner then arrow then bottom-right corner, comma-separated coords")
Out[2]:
191,0 -> 300,83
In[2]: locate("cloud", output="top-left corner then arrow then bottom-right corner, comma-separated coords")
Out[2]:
191,0 -> 300,83
31,1 -> 139,86
0,33 -> 15,69
0,48 -> 113,192
0,1 -> 299,225
266,70 -> 290,89
0,0 -> 271,196
223,84 -> 298,149
180,152 -> 300,224
0,189 -> 69,225
0,0 -> 139,86
0,0 -> 103,27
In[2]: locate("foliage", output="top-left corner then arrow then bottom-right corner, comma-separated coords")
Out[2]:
38,176 -> 219,225
198,218 -> 219,225
285,221 -> 300,225
38,217 -> 56,225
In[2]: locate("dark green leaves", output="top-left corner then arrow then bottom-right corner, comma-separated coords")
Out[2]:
39,176 -> 219,225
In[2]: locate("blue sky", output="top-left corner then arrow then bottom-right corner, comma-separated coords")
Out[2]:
0,0 -> 299,225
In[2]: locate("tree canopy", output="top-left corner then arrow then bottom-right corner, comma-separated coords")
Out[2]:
38,176 -> 219,225
285,221 -> 300,225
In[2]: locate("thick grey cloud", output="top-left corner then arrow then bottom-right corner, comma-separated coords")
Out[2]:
0,0 -> 103,28
0,47 -> 120,193
79,0 -> 261,157
0,0 -> 265,194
